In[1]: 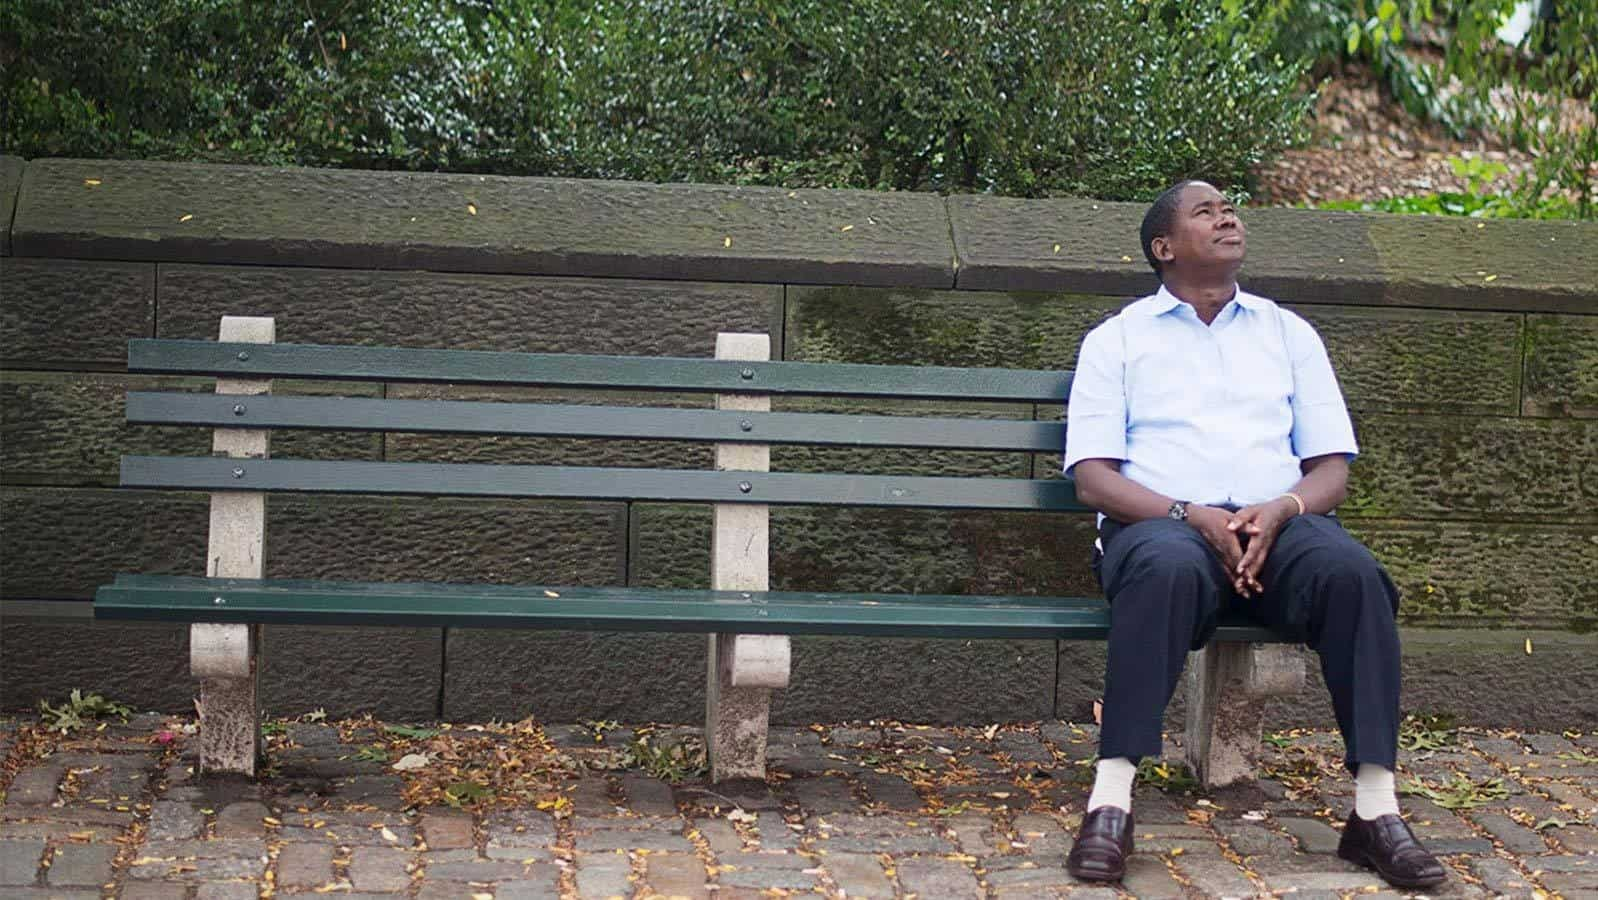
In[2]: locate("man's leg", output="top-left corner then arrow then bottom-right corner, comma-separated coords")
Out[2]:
1250,515 -> 1445,889
1069,518 -> 1228,882
1098,517 -> 1230,765
1250,514 -> 1400,772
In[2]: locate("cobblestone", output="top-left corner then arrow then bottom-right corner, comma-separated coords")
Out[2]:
45,842 -> 116,886
2,715 -> 1593,898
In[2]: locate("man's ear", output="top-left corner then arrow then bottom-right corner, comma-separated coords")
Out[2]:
1151,236 -> 1174,265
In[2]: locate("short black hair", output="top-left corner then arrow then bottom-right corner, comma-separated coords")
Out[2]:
1140,180 -> 1203,275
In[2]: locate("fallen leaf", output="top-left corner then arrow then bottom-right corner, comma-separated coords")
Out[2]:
262,817 -> 282,826
381,827 -> 399,842
840,224 -> 854,232
1525,638 -> 1533,655
723,236 -> 732,248
983,724 -> 999,741
392,753 -> 431,772
178,214 -> 194,223
543,590 -> 560,598
84,179 -> 102,186
1053,243 -> 1061,254
1484,274 -> 1498,282
1120,255 -> 1133,263
466,203 -> 478,215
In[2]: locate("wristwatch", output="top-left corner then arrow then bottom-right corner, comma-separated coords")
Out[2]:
1168,500 -> 1189,522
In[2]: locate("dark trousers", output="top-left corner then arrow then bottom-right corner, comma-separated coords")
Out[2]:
1095,514 -> 1401,772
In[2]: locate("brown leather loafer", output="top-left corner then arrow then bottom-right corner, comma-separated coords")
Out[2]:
1067,805 -> 1134,882
1337,812 -> 1447,889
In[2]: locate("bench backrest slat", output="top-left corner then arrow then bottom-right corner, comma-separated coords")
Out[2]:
121,456 -> 1086,511
127,392 -> 1063,452
129,340 -> 1072,402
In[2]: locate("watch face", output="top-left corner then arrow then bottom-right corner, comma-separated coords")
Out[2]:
1169,501 -> 1188,521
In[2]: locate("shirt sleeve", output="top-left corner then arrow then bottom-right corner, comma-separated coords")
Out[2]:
1282,310 -> 1358,461
1063,319 -> 1129,475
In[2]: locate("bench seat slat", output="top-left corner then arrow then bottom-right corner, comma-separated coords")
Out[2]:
94,575 -> 1285,642
128,340 -> 1072,402
127,392 -> 1063,452
121,456 -> 1087,511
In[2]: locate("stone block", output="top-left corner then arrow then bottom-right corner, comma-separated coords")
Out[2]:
1288,305 -> 1522,415
276,842 -> 335,889
158,263 -> 783,353
0,155 -> 21,255
0,258 -> 153,366
349,847 -> 413,892
788,284 -> 1121,372
821,853 -> 893,898
1346,520 -> 1598,628
44,843 -> 116,886
18,160 -> 954,285
1345,414 -> 1595,521
893,856 -> 981,899
1525,313 -> 1598,417
0,839 -> 43,886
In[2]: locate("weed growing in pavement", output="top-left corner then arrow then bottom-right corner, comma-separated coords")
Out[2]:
37,689 -> 132,734
1401,772 -> 1510,809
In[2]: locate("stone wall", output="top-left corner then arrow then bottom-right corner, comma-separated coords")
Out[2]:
2,158 -> 1594,728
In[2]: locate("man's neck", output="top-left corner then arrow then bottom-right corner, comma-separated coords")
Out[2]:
1162,275 -> 1239,325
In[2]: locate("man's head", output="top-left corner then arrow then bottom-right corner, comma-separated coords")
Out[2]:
1139,180 -> 1246,280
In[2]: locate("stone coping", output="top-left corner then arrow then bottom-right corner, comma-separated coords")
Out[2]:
5,156 -> 1595,313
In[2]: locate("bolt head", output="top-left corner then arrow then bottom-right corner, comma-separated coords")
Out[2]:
213,596 -> 225,605
232,404 -> 246,416
739,419 -> 753,432
236,350 -> 250,362
231,466 -> 245,478
737,481 -> 752,493
740,367 -> 755,379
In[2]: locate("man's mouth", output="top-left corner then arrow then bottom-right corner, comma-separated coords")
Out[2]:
1217,234 -> 1244,245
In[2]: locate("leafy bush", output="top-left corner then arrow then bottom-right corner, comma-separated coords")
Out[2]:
1314,154 -> 1581,217
37,689 -> 133,734
1,0 -> 1313,200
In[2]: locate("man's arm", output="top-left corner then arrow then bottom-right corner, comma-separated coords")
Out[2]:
1074,459 -> 1253,594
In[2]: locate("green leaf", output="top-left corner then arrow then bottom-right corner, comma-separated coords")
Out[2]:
384,724 -> 442,739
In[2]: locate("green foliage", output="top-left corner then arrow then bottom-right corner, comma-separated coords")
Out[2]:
37,689 -> 133,734
1219,0 -> 1449,124
1135,758 -> 1202,793
1315,154 -> 1580,218
1442,0 -> 1597,219
384,724 -> 443,739
1397,712 -> 1459,751
622,735 -> 707,784
1,0 -> 1312,201
1401,771 -> 1510,809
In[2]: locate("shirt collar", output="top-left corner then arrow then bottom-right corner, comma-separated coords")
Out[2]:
1146,284 -> 1264,316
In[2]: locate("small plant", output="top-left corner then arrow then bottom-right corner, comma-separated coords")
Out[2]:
624,736 -> 707,784
1399,713 -> 1458,752
584,720 -> 622,742
442,780 -> 492,808
1556,750 -> 1598,765
37,690 -> 132,734
1262,732 -> 1295,749
261,720 -> 288,736
1401,772 -> 1509,809
1136,759 -> 1201,794
352,746 -> 389,763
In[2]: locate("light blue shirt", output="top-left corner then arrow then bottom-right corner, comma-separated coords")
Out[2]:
1064,285 -> 1357,508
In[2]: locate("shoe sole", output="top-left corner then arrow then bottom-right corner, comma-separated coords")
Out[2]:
1337,845 -> 1447,890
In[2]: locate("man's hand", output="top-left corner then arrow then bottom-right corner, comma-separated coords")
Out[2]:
1186,505 -> 1254,596
1226,497 -> 1299,593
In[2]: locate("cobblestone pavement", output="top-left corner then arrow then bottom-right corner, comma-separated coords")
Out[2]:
2,714 -> 1595,898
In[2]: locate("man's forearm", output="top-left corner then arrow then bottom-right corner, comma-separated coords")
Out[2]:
1071,459 -> 1181,523
1287,454 -> 1350,515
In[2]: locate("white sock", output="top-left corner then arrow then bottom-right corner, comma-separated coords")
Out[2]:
1087,757 -> 1137,812
1354,764 -> 1400,819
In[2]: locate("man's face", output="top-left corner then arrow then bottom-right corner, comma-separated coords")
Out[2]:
1152,182 -> 1246,272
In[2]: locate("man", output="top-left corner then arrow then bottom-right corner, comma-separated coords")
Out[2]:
1060,181 -> 1446,890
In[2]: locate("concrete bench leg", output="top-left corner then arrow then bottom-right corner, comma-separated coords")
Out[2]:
193,315 -> 275,775
1184,642 -> 1305,788
706,333 -> 790,782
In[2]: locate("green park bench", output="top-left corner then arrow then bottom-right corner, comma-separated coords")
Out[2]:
93,316 -> 1305,785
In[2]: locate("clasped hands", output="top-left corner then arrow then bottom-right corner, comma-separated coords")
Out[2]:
1187,498 -> 1300,597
